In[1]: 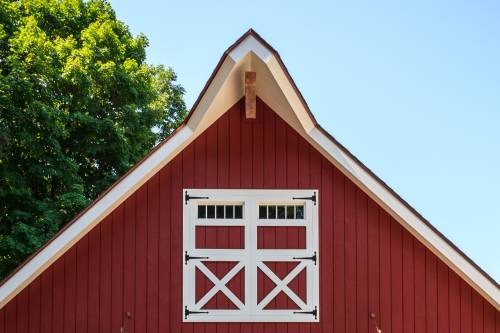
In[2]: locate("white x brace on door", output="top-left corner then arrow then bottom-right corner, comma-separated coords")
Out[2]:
183,189 -> 319,322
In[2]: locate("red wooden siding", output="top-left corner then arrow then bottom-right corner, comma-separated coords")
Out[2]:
0,98 -> 499,332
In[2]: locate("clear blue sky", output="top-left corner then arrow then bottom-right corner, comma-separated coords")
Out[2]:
109,0 -> 500,281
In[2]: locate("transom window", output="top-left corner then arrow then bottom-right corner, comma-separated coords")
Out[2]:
259,204 -> 304,219
183,189 -> 319,322
198,204 -> 244,219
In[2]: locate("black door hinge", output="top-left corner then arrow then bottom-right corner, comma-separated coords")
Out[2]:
185,251 -> 209,265
185,191 -> 209,205
184,306 -> 209,319
292,191 -> 317,205
294,306 -> 318,319
293,251 -> 317,265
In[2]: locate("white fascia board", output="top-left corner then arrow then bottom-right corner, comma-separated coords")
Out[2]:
0,125 -> 193,309
266,57 -> 316,134
229,35 -> 273,63
186,56 -> 236,131
309,127 -> 500,310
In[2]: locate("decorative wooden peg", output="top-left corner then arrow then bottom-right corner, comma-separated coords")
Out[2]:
245,71 -> 256,119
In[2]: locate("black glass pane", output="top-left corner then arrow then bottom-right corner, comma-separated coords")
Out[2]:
225,205 -> 234,219
259,205 -> 267,219
234,205 -> 243,219
287,206 -> 294,219
216,205 -> 224,219
277,206 -> 285,219
268,205 -> 276,219
295,205 -> 304,219
198,205 -> 206,218
207,205 -> 215,218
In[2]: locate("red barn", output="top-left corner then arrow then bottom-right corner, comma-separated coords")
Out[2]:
0,30 -> 498,332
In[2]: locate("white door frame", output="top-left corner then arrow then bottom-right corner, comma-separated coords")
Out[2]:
182,189 -> 319,322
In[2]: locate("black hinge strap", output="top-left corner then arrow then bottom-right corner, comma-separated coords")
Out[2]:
185,191 -> 209,205
292,191 -> 317,205
293,306 -> 318,319
185,251 -> 209,265
293,251 -> 317,265
184,306 -> 209,319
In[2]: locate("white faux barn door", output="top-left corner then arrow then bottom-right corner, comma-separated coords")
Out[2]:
183,189 -> 319,322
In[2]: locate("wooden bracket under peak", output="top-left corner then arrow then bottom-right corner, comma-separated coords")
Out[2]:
245,71 -> 256,119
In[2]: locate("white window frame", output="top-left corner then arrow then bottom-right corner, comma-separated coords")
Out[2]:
183,189 -> 319,322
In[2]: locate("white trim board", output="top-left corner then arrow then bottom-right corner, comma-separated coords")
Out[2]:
0,30 -> 498,312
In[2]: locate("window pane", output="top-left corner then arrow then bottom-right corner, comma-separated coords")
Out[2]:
259,205 -> 267,219
216,205 -> 225,219
286,206 -> 294,219
268,205 -> 276,219
207,205 -> 215,218
225,205 -> 234,219
235,205 -> 243,219
198,205 -> 206,219
295,205 -> 304,219
277,206 -> 285,219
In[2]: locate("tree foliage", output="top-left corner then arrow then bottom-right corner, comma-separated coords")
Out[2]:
0,0 -> 187,278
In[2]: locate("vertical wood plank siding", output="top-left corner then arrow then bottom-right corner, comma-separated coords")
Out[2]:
1,98 -> 498,332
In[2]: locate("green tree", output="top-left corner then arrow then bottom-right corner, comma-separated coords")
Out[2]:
0,0 -> 187,278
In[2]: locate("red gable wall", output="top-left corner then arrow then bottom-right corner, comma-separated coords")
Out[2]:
0,99 -> 498,333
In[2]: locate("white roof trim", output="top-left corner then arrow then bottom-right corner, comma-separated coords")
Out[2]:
229,35 -> 273,63
0,31 -> 498,311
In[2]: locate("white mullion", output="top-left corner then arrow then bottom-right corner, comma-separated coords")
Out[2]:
243,201 -> 251,317
247,197 -> 257,318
